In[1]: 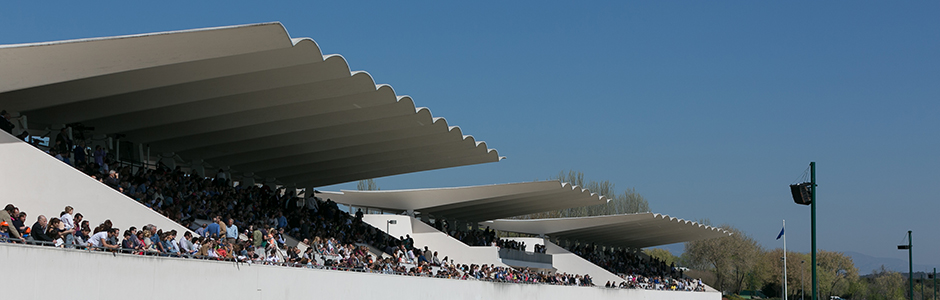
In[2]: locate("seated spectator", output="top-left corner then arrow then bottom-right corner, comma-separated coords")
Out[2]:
195,223 -> 208,237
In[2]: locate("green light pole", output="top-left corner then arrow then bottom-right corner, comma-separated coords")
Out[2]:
899,231 -> 913,300
791,162 -> 818,300
811,162 -> 817,300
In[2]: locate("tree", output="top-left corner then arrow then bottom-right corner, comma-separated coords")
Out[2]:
357,179 -> 379,191
644,248 -> 679,266
864,265 -> 905,300
815,250 -> 859,299
684,225 -> 762,294
514,170 -> 650,219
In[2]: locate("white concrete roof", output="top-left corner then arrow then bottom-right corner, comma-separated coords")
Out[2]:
0,23 -> 501,187
482,213 -> 731,249
322,180 -> 607,221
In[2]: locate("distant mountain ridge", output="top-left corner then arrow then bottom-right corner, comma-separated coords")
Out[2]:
844,251 -> 936,275
651,244 -> 936,276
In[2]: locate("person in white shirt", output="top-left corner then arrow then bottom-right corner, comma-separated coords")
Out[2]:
87,228 -> 119,250
60,206 -> 75,248
179,231 -> 196,255
225,218 -> 238,240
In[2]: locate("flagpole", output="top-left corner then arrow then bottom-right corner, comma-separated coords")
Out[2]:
784,219 -> 788,300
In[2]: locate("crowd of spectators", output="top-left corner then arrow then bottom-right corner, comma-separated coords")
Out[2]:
3,127 -> 705,292
0,201 -> 597,287
565,243 -> 705,291
434,222 -> 547,254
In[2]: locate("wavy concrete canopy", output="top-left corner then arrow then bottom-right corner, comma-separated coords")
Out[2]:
0,22 -> 501,187
322,180 -> 607,222
482,213 -> 730,249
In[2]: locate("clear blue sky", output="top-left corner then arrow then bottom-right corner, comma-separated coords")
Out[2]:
4,1 -> 939,269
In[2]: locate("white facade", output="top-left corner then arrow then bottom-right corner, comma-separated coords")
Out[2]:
1,243 -> 719,300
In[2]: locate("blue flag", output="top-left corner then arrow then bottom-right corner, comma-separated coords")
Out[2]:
776,227 -> 785,240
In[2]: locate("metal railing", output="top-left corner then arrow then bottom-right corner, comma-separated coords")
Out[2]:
0,236 -> 704,292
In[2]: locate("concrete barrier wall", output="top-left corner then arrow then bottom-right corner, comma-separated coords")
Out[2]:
1,243 -> 720,300
0,132 -> 191,237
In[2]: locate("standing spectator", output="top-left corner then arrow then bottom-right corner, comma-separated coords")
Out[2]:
252,225 -> 263,248
46,217 -> 70,247
147,225 -> 165,253
163,230 -> 180,255
277,212 -> 288,229
93,145 -> 106,167
30,215 -> 51,243
60,206 -> 76,247
13,212 -> 27,237
121,230 -> 138,250
225,218 -> 238,241
73,140 -> 87,164
55,128 -> 72,154
206,217 -> 221,239
1,204 -> 24,242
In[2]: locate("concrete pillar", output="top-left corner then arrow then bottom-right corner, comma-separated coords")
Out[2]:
471,221 -> 479,231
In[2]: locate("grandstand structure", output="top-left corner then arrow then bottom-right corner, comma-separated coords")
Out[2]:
1,23 -> 726,300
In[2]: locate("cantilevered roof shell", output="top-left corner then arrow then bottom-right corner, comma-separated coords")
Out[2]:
483,213 -> 730,249
322,180 -> 607,222
0,22 -> 501,187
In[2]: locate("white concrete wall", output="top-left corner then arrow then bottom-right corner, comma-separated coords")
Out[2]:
541,239 -> 626,284
0,132 -> 191,236
1,243 -> 720,300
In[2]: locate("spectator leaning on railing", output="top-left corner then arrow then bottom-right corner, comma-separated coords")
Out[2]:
1,204 -> 24,242
87,227 -> 120,250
